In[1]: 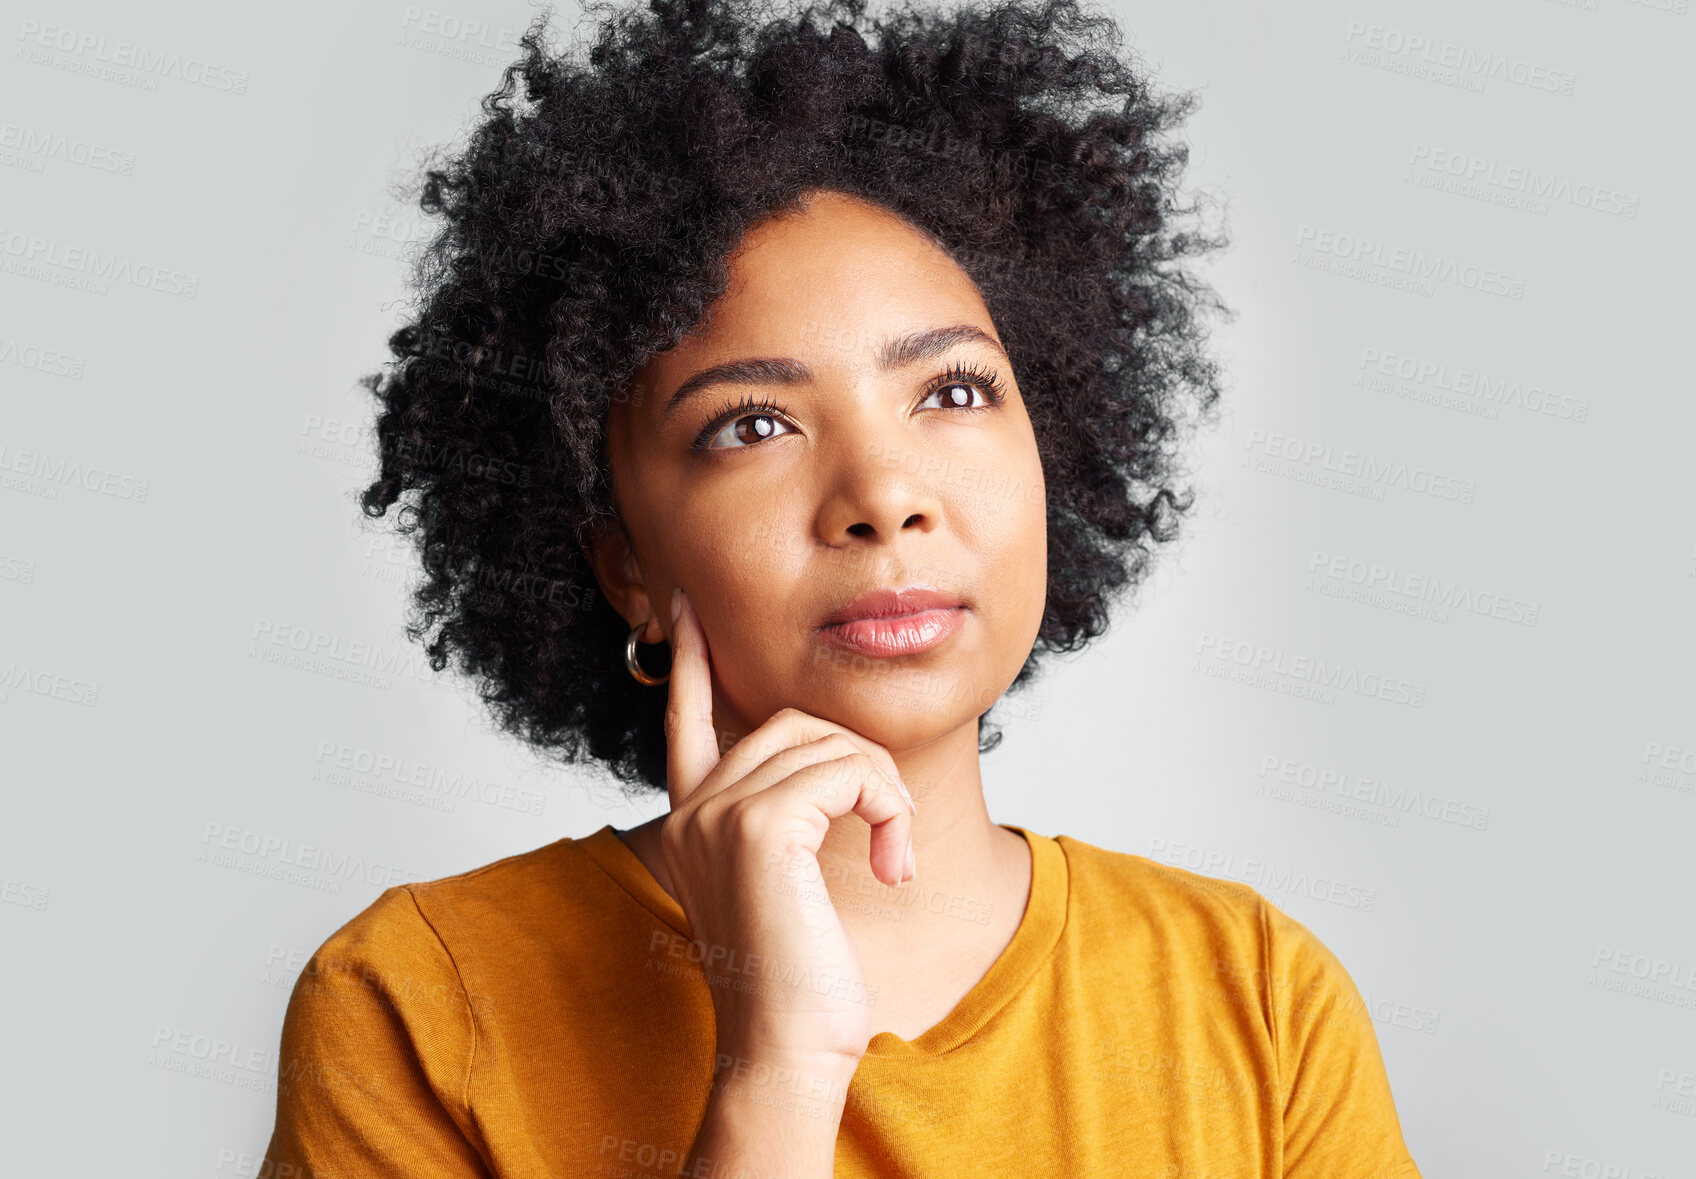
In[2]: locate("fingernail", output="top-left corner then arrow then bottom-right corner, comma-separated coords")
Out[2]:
671,586 -> 682,625
903,835 -> 916,882
893,776 -> 914,811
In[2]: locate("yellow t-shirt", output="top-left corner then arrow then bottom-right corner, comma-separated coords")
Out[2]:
263,825 -> 1423,1178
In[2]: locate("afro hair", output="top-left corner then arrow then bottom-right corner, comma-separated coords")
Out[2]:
357,0 -> 1229,798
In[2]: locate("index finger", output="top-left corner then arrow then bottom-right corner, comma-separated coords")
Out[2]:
664,586 -> 721,810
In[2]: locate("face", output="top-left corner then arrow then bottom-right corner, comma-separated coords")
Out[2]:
590,188 -> 1047,754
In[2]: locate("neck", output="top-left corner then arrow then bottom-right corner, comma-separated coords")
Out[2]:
810,718 -> 1014,947
616,717 -> 1029,954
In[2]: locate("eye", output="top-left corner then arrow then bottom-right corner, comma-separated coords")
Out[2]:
918,363 -> 1007,413
689,362 -> 1008,453
693,395 -> 797,451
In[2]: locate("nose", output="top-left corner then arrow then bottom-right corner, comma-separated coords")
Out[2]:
813,431 -> 945,546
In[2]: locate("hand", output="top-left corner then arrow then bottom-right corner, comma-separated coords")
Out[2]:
659,586 -> 917,1069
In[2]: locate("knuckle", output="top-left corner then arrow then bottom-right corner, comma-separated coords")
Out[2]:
657,821 -> 686,865
662,706 -> 686,744
661,807 -> 696,846
796,734 -> 851,773
721,795 -> 774,843
824,752 -> 873,793
796,755 -> 849,798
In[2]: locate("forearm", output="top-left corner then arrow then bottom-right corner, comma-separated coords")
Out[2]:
680,1051 -> 859,1179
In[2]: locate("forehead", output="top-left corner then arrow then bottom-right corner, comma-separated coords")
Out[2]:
730,190 -> 960,286
632,192 -> 992,396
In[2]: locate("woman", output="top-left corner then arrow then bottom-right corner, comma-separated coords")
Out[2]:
263,0 -> 1423,1174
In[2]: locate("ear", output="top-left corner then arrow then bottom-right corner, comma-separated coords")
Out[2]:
580,517 -> 664,644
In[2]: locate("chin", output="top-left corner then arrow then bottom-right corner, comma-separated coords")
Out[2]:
817,673 -> 988,744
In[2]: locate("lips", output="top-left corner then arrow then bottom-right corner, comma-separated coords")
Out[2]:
816,586 -> 967,628
815,586 -> 969,658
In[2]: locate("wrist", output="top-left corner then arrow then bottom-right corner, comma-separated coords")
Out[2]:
715,1029 -> 864,1074
688,1056 -> 852,1179
708,1048 -> 858,1114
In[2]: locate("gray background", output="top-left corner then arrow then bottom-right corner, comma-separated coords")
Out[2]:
2,0 -> 1692,1174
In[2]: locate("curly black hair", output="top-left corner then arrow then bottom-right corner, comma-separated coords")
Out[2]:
356,0 -> 1229,799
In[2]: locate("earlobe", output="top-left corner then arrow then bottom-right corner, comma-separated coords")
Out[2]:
581,521 -> 659,639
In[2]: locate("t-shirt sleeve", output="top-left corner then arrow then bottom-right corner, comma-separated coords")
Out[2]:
1260,897 -> 1423,1179
263,885 -> 492,1177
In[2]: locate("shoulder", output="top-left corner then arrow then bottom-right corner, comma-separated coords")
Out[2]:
266,844 -> 594,1167
1047,834 -> 1420,1174
406,833 -> 584,902
302,836 -> 577,970
310,877 -> 439,962
1054,832 -> 1269,945
276,839 -> 587,1112
287,836 -> 588,1029
284,884 -> 471,1048
1052,834 -> 1356,957
1050,834 -> 1362,1029
402,835 -> 580,921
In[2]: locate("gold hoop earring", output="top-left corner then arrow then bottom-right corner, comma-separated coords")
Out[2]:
625,621 -> 669,686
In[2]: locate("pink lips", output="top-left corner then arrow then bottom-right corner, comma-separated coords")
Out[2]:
815,587 -> 968,657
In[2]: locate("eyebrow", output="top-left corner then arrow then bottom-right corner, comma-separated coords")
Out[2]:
659,323 -> 1011,422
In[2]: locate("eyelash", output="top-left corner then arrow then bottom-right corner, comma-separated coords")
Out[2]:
689,362 -> 1009,452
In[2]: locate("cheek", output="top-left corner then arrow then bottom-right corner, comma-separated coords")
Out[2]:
950,429 -> 1046,556
968,436 -> 1047,635
673,500 -> 810,668
983,491 -> 1047,611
